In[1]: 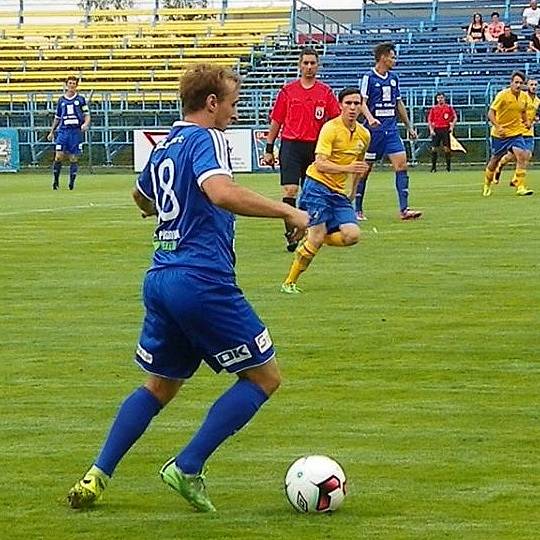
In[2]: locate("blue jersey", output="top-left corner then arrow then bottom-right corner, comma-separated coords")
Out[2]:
136,121 -> 235,281
55,93 -> 89,130
359,68 -> 401,133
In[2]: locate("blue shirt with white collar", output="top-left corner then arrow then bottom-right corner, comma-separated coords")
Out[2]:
136,121 -> 235,281
359,68 -> 402,133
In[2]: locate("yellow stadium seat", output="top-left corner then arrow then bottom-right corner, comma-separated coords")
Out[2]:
1,6 -> 289,99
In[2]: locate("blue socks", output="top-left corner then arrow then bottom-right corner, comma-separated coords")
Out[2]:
93,380 -> 269,477
95,386 -> 162,477
176,380 -> 268,474
69,162 -> 78,188
355,179 -> 368,213
395,170 -> 409,212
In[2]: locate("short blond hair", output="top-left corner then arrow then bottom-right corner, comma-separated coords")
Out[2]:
180,64 -> 241,114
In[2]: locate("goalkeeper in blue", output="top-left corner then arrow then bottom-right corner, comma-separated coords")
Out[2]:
67,64 -> 308,512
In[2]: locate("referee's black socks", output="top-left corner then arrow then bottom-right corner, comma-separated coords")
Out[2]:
282,197 -> 296,208
431,151 -> 437,171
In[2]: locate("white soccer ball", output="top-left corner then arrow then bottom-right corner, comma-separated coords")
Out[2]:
284,455 -> 347,513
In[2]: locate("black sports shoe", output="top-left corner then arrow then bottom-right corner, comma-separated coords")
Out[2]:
285,231 -> 298,252
52,183 -> 59,190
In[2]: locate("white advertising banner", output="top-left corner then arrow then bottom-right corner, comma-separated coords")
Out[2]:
134,128 -> 252,172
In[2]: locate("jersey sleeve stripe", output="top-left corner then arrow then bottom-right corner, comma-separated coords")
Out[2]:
360,74 -> 369,98
208,129 -> 231,173
197,168 -> 233,187
136,179 -> 154,201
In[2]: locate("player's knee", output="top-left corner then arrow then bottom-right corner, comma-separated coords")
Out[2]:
261,370 -> 281,396
514,151 -> 529,167
308,230 -> 325,249
144,376 -> 182,405
342,227 -> 360,245
240,360 -> 281,396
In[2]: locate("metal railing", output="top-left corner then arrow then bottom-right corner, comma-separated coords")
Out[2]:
0,85 -> 507,167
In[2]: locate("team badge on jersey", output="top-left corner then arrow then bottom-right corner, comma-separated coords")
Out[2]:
315,106 -> 325,120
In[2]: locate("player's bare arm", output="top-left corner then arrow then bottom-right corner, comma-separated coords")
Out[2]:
488,108 -> 506,137
522,109 -> 531,130
202,174 -> 308,241
396,100 -> 417,139
314,154 -> 369,175
81,113 -> 91,132
47,118 -> 60,141
263,120 -> 281,166
132,188 -> 157,218
361,98 -> 380,128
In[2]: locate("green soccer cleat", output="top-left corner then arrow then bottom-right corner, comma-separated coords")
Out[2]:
280,282 -> 302,294
482,184 -> 492,197
67,465 -> 109,509
159,458 -> 216,512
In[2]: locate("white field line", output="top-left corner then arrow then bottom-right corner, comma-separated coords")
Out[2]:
0,202 -> 133,217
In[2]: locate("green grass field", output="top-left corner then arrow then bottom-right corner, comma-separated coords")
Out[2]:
1,170 -> 538,540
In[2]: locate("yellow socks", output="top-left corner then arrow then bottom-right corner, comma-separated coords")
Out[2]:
512,168 -> 526,189
484,167 -> 495,186
284,240 -> 319,285
324,232 -> 347,247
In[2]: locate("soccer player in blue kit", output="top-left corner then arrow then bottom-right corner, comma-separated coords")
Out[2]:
47,76 -> 90,190
67,64 -> 308,512
354,42 -> 422,221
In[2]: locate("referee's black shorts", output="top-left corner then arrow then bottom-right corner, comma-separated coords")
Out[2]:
279,139 -> 317,186
432,128 -> 451,149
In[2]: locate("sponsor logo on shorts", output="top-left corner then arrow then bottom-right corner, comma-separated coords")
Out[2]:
215,344 -> 252,367
136,344 -> 153,364
255,328 -> 272,354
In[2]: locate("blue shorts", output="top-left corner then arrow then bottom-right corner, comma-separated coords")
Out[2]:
365,129 -> 405,161
135,269 -> 275,380
55,128 -> 83,155
491,135 -> 528,157
523,136 -> 534,154
299,177 -> 356,231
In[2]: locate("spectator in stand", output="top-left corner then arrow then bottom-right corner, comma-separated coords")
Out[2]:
528,25 -> 540,51
523,0 -> 540,32
497,25 -> 519,53
465,13 -> 487,43
486,12 -> 505,42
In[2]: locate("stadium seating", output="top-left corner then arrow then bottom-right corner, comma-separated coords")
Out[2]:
0,6 -> 290,98
1,0 -> 536,166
